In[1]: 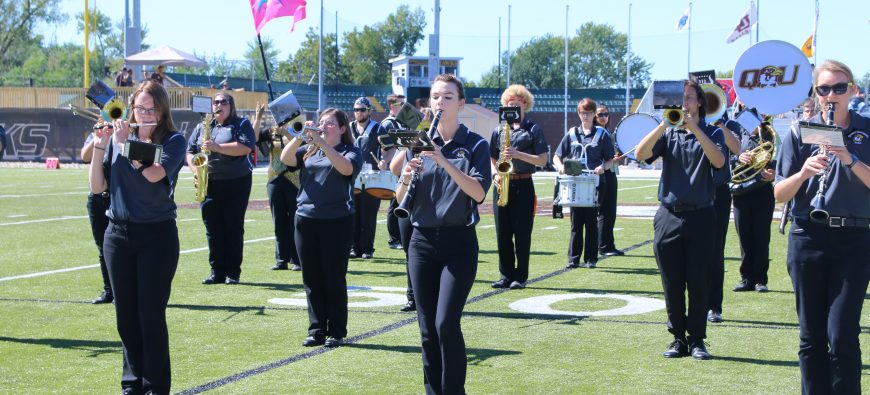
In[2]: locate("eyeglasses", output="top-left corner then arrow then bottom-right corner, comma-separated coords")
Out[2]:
596,112 -> 610,117
213,99 -> 229,106
133,106 -> 157,115
353,108 -> 369,112
814,82 -> 852,97
318,120 -> 338,128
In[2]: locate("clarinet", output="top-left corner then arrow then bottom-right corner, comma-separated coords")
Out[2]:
394,110 -> 442,219
808,103 -> 835,224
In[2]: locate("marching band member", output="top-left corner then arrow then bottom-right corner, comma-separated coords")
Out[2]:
396,74 -> 491,394
350,97 -> 393,259
186,92 -> 256,285
381,94 -> 408,251
594,104 -> 625,257
774,60 -> 870,394
81,132 -> 113,304
280,108 -> 362,348
89,80 -> 187,393
553,98 -> 614,269
489,85 -> 548,290
253,102 -> 301,271
635,80 -> 725,360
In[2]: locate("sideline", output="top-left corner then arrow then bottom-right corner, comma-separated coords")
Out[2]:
176,239 -> 655,394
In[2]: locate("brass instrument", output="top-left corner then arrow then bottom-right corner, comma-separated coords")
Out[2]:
730,122 -> 776,184
69,103 -> 156,128
662,108 -> 684,127
701,83 -> 728,124
192,113 -> 214,203
496,120 -> 513,207
809,103 -> 836,223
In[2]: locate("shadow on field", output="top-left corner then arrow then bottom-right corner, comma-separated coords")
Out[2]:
713,355 -> 799,367
347,269 -> 407,278
462,310 -> 590,324
479,249 -> 557,256
0,335 -> 120,357
525,285 -> 664,296
236,282 -> 305,292
596,266 -> 659,276
351,257 -> 407,265
345,342 -> 521,364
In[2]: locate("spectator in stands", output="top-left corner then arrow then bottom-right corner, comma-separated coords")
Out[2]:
123,68 -> 134,87
150,65 -> 166,85
221,80 -> 231,90
116,67 -> 128,87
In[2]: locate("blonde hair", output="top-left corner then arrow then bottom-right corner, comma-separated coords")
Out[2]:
500,84 -> 535,112
813,59 -> 854,85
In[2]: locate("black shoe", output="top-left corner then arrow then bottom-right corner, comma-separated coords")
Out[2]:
361,253 -> 373,259
400,300 -> 416,312
225,277 -> 239,285
302,334 -> 325,347
491,279 -> 511,288
602,249 -> 625,256
662,338 -> 689,358
348,250 -> 358,259
733,280 -> 753,292
509,281 -> 526,290
92,290 -> 113,304
271,263 -> 288,270
388,241 -> 403,250
290,264 -> 302,271
566,262 -> 580,269
755,283 -> 769,292
202,275 -> 225,285
707,310 -> 723,323
689,339 -> 712,360
583,261 -> 597,269
324,337 -> 343,348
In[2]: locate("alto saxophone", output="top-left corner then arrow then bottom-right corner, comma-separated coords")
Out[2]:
496,120 -> 514,207
192,113 -> 214,202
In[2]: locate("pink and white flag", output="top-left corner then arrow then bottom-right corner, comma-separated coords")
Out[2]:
250,0 -> 307,34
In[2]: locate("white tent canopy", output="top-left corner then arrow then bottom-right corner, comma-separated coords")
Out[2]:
124,45 -> 207,68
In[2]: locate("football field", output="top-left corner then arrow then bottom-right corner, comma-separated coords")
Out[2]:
0,167 -> 867,393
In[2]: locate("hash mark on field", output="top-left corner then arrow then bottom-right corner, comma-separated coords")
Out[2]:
0,191 -> 84,198
0,215 -> 87,226
480,225 -> 494,229
6,214 -> 27,218
542,226 -> 558,230
618,184 -> 657,192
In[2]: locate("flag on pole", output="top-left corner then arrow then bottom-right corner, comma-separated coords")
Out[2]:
726,3 -> 758,43
675,7 -> 691,32
801,34 -> 813,57
250,0 -> 307,34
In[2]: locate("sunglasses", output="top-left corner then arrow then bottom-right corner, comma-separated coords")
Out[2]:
213,99 -> 229,106
814,82 -> 852,97
596,112 -> 610,117
353,108 -> 369,112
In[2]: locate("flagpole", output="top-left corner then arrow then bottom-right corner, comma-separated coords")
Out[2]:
625,2 -> 631,114
506,4 -> 511,88
317,0 -> 324,116
813,0 -> 818,65
564,4 -> 568,135
687,2 -> 692,75
256,34 -> 275,101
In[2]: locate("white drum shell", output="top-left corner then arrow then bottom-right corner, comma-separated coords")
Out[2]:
556,174 -> 599,208
361,170 -> 398,200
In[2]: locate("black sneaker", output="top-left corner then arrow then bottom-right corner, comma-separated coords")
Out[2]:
225,277 -> 239,285
509,281 -> 526,290
689,339 -> 712,360
348,250 -> 358,259
732,280 -> 753,292
361,253 -> 373,259
491,279 -> 511,288
583,261 -> 597,269
324,337 -> 343,348
754,283 -> 769,292
400,300 -> 416,312
707,310 -> 723,323
662,338 -> 689,358
202,274 -> 225,285
92,290 -> 113,304
302,334 -> 325,347
271,263 -> 288,270
566,262 -> 580,269
388,241 -> 403,250
601,249 -> 625,256
290,264 -> 302,271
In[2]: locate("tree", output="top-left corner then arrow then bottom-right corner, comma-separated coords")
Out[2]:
276,28 -> 345,85
477,22 -> 652,89
0,0 -> 65,68
341,26 -> 391,85
244,37 -> 279,81
716,70 -> 733,78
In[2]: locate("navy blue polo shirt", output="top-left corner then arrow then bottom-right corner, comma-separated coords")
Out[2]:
408,124 -> 492,227
290,143 -> 363,219
711,122 -> 733,186
489,118 -> 549,174
776,111 -> 870,219
646,121 -> 724,207
352,119 -> 388,168
380,116 -> 404,131
107,132 -> 187,223
187,115 -> 256,180
554,126 -> 615,170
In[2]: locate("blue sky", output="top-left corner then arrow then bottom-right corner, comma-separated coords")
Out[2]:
42,0 -> 870,84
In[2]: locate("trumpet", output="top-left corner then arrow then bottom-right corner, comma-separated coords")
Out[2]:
70,104 -> 157,128
662,108 -> 684,127
290,122 -> 322,141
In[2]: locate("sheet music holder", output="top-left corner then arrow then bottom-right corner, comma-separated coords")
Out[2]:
382,129 -> 436,152
798,121 -> 846,147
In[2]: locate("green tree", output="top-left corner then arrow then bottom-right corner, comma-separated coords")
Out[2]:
340,5 -> 426,85
478,22 -> 652,89
277,28 -> 344,85
716,70 -> 733,78
0,0 -> 65,69
244,37 -> 279,80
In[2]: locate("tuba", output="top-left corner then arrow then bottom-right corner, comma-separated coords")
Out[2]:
192,113 -> 214,203
496,119 -> 513,207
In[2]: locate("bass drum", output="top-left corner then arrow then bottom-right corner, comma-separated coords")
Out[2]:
615,113 -> 659,161
732,40 -> 812,115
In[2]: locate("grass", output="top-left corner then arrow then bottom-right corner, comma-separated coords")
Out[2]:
0,167 -> 866,394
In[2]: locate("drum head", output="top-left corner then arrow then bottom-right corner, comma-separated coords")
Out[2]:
615,113 -> 658,160
732,40 -> 812,115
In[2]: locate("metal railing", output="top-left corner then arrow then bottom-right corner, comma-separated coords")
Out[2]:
0,87 -> 268,110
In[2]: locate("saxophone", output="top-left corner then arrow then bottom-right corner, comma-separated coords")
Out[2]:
192,113 -> 213,202
496,120 -> 514,207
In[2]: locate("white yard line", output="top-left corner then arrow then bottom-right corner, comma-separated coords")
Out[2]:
0,215 -> 88,226
0,191 -> 85,199
0,236 -> 276,283
618,184 -> 658,191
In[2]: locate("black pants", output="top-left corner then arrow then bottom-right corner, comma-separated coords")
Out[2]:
103,219 -> 179,394
352,192 -> 382,255
493,178 -> 536,283
201,173 -> 252,280
398,216 -> 414,301
569,206 -> 599,264
386,198 -> 401,244
732,184 -> 774,286
409,226 -> 478,395
653,205 -> 715,341
597,171 -> 618,251
708,184 -> 732,313
295,214 -> 353,338
87,193 -> 111,292
787,218 -> 869,395
268,176 -> 300,266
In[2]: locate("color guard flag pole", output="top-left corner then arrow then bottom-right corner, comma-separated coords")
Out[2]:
249,0 -> 308,101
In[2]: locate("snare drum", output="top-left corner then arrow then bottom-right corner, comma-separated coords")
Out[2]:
354,172 -> 366,195
556,173 -> 600,207
361,170 -> 398,200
